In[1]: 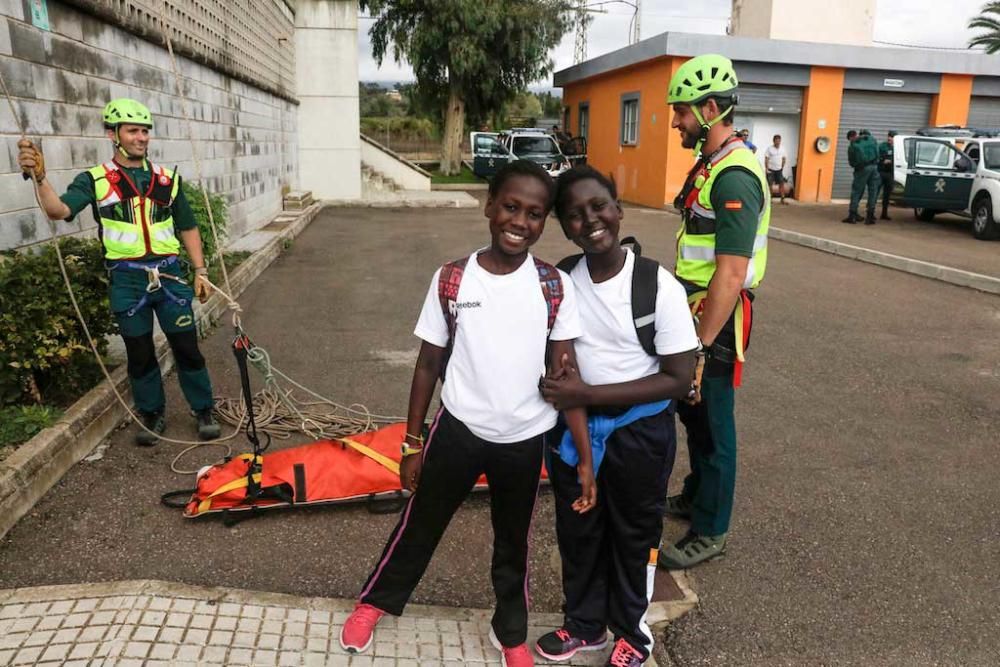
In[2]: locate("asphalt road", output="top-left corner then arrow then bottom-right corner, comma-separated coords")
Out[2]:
2,203 -> 999,665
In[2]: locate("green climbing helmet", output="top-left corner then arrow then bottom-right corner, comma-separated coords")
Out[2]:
102,98 -> 153,129
667,54 -> 739,106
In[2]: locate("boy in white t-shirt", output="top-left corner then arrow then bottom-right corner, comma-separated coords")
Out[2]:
340,161 -> 596,667
537,166 -> 698,667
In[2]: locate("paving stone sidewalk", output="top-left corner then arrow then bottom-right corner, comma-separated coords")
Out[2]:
0,580 -> 663,667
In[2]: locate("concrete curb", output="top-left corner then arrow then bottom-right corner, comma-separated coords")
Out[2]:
647,570 -> 699,628
323,195 -> 479,208
432,182 -> 489,191
769,226 -> 1000,295
0,203 -> 325,541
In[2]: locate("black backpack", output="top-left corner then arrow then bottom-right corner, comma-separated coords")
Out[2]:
556,236 -> 660,357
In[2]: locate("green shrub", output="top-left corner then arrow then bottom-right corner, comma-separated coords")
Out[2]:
0,237 -> 115,407
361,116 -> 437,142
0,404 -> 61,448
183,180 -> 229,265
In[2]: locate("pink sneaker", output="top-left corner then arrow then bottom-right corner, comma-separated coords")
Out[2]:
489,627 -> 535,667
608,638 -> 645,667
339,603 -> 385,654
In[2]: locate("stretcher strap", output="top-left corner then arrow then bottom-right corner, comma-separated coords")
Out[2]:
338,437 -> 400,476
196,455 -> 263,513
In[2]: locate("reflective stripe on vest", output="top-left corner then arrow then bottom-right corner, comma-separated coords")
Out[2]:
88,161 -> 181,260
675,143 -> 770,289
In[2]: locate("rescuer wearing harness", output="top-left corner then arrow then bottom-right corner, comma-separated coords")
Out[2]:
659,55 -> 769,569
17,98 -> 221,446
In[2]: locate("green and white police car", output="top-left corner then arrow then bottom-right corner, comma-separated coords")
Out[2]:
470,128 -> 581,180
894,128 -> 1000,240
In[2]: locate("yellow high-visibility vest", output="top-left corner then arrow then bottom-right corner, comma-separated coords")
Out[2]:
87,160 -> 181,260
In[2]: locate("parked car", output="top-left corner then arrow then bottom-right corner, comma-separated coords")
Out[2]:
470,128 -> 582,180
893,131 -> 1000,240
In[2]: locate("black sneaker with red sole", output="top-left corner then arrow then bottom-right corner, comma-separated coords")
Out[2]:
535,627 -> 608,662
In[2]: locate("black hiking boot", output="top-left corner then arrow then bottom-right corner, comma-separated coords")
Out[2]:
135,411 -> 166,447
195,408 -> 221,440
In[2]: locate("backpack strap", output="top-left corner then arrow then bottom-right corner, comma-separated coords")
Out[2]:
561,241 -> 659,357
533,257 -> 564,335
437,256 -> 469,379
556,254 -> 584,274
632,255 -> 659,357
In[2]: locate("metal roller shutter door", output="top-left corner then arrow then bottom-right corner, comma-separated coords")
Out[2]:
738,84 -> 803,114
832,91 -> 932,199
968,96 -> 1000,129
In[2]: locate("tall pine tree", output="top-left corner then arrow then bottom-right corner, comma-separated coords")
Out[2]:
360,0 -> 573,174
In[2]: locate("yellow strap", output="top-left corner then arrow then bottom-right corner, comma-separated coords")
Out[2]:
338,437 -> 401,476
687,290 -> 708,313
195,455 -> 263,513
733,298 -> 746,363
197,472 -> 261,513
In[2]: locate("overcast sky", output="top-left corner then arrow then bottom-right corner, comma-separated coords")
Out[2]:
358,0 -> 990,88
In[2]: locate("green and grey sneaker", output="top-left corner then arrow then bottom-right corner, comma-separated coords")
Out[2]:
195,408 -> 221,440
658,531 -> 727,570
135,411 -> 166,447
663,493 -> 693,519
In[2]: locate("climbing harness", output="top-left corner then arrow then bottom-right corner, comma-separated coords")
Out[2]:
108,256 -> 190,317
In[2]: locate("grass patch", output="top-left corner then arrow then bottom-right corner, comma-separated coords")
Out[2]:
430,164 -> 485,185
0,404 -> 61,453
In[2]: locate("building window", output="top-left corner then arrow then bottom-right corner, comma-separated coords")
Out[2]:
579,102 -> 589,141
563,106 -> 571,132
620,93 -> 640,146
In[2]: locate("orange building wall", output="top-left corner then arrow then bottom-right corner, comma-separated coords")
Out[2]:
563,57 -> 673,208
795,67 -> 845,203
664,57 -> 696,204
931,74 -> 973,127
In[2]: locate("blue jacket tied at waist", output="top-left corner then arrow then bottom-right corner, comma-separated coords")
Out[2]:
559,400 -> 671,476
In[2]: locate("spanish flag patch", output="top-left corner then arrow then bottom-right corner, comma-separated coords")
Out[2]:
724,200 -> 743,210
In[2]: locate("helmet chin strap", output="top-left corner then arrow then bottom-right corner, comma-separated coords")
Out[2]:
691,103 -> 734,158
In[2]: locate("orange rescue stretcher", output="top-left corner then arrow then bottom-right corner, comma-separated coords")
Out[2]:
168,422 -> 550,520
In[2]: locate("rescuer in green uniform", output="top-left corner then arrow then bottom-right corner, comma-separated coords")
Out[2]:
844,128 -> 881,224
659,54 -> 770,569
17,99 -> 221,446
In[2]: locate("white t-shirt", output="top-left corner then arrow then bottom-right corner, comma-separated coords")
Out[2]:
764,145 -> 787,172
567,248 -> 698,387
414,251 -> 582,443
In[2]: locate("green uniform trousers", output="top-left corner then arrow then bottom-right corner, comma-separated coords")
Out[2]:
849,164 -> 880,218
676,362 -> 737,537
108,262 -> 213,415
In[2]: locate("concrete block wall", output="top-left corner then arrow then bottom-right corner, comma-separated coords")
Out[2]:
0,0 -> 298,252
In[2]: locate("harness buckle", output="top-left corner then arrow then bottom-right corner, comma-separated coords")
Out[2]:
145,267 -> 162,293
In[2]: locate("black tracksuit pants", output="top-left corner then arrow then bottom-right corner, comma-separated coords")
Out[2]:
548,408 -> 676,660
359,408 -> 543,647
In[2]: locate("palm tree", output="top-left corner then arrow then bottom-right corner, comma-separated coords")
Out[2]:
969,2 -> 1000,53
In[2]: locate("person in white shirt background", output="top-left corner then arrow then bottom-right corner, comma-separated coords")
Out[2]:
764,134 -> 788,204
